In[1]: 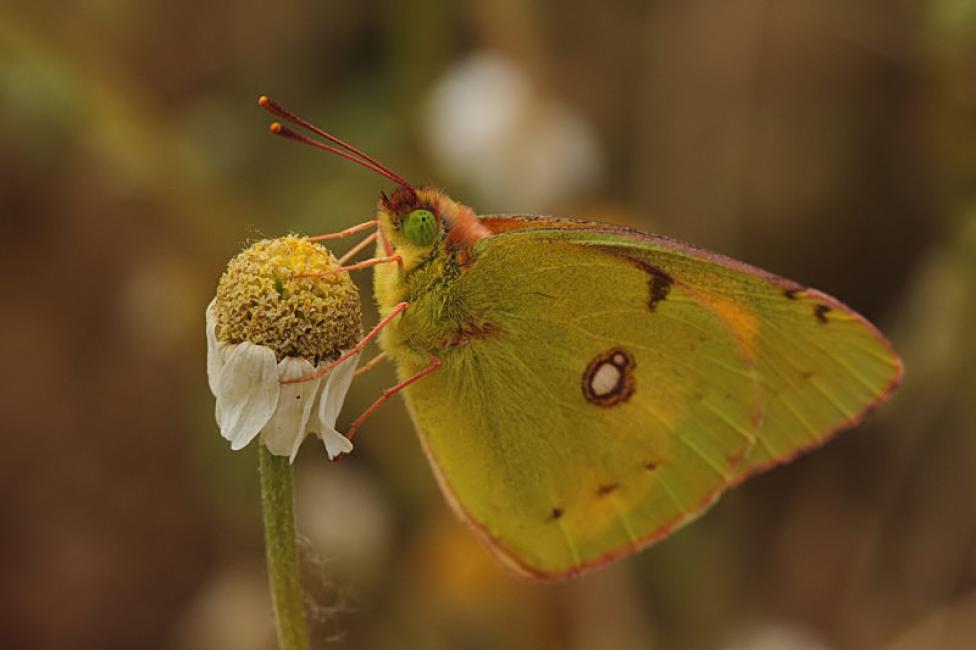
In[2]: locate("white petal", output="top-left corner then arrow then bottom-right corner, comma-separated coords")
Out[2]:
320,427 -> 353,461
312,352 -> 360,461
205,299 -> 223,395
215,342 -> 279,450
318,352 -> 360,428
261,357 -> 321,461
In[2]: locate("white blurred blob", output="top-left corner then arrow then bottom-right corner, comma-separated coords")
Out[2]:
295,462 -> 393,585
724,622 -> 834,650
424,52 -> 603,212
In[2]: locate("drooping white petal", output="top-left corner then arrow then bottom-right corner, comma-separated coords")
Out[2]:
320,427 -> 353,461
205,300 -> 223,395
319,352 -> 360,428
261,357 -> 321,461
312,352 -> 360,460
215,341 -> 280,450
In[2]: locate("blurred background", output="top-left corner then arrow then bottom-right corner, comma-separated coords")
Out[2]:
2,1 -> 975,648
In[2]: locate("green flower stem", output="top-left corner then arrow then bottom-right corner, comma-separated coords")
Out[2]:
259,443 -> 310,650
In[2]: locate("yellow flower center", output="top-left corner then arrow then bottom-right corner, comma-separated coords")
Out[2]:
213,235 -> 362,362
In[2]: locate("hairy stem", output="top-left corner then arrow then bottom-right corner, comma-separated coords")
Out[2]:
259,444 -> 310,650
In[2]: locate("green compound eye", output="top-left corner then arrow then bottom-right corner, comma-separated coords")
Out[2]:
403,209 -> 438,246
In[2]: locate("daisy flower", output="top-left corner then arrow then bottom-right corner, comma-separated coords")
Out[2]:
206,235 -> 363,461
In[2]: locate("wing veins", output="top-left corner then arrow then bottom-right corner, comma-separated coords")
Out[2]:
700,398 -> 757,445
676,431 -> 734,482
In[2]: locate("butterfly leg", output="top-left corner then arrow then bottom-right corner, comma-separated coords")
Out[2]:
292,254 -> 402,279
308,219 -> 378,241
354,351 -> 388,378
376,226 -> 402,269
337,231 -> 379,264
280,302 -> 408,384
345,356 -> 442,441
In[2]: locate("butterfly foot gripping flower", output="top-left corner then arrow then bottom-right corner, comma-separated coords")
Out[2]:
206,235 -> 363,461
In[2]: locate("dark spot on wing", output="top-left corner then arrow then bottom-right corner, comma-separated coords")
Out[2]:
590,246 -> 672,311
814,304 -> 832,324
597,483 -> 620,497
582,348 -> 636,407
644,265 -> 673,312
443,319 -> 498,347
783,288 -> 801,300
548,507 -> 564,521
644,461 -> 658,471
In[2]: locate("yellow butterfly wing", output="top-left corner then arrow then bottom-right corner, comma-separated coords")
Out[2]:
389,216 -> 901,578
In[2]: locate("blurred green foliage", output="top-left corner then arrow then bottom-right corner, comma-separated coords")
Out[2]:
1,1 -> 975,649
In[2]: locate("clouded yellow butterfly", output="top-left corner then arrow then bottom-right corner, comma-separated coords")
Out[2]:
261,97 -> 902,579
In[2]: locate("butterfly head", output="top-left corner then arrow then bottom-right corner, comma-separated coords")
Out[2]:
378,186 -> 490,268
256,97 -> 490,265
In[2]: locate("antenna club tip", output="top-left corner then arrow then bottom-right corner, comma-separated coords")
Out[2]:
258,95 -> 270,107
269,122 -> 283,134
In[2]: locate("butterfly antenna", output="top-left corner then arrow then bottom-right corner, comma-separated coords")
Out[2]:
259,96 -> 412,189
268,123 -> 411,187
260,96 -> 396,175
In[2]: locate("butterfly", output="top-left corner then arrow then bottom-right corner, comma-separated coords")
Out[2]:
261,97 -> 903,579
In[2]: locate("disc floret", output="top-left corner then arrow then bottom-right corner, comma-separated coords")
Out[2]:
213,235 -> 361,362
206,235 -> 363,461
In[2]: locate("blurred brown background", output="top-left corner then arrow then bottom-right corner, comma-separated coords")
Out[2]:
2,1 -> 975,649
